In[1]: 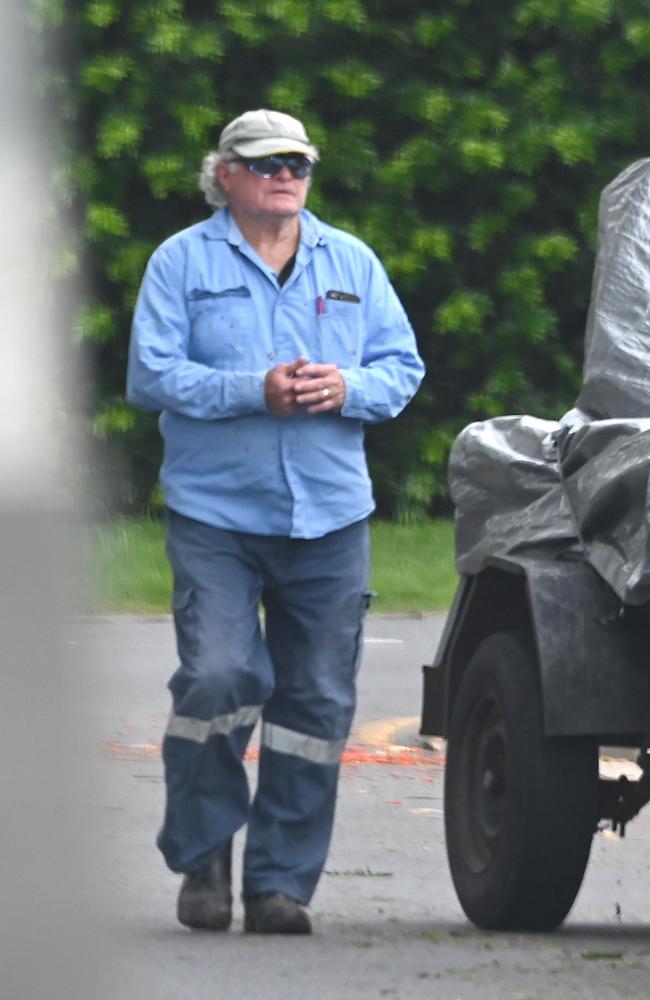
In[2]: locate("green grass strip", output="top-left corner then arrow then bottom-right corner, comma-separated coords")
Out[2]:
91,517 -> 457,614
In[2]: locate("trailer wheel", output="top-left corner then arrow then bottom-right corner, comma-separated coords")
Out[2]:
444,631 -> 597,931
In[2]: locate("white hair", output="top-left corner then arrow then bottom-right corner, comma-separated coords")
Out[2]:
198,150 -> 238,208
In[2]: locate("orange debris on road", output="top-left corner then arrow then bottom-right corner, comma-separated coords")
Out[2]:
101,739 -> 444,767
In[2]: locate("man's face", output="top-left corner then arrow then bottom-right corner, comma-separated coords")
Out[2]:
217,157 -> 309,224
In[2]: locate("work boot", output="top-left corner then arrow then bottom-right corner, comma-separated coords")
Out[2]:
177,840 -> 232,930
244,891 -> 312,934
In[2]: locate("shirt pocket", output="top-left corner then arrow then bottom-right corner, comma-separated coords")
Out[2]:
187,287 -> 254,368
313,299 -> 364,366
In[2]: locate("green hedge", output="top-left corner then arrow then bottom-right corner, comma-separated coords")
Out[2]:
38,0 -> 650,517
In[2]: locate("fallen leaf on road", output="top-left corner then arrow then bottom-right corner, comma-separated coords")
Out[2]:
325,868 -> 393,878
422,931 -> 446,943
581,951 -> 623,961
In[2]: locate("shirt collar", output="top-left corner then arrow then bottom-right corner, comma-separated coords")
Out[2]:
202,207 -> 328,247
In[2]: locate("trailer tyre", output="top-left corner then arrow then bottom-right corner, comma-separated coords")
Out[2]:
444,630 -> 597,931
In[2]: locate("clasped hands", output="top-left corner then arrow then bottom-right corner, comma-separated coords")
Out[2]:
264,356 -> 346,417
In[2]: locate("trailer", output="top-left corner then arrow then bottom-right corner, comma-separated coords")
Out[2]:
421,554 -> 650,931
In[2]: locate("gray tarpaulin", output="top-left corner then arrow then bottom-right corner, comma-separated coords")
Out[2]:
451,158 -> 650,605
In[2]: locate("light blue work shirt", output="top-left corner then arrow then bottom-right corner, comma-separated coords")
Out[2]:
127,207 -> 424,538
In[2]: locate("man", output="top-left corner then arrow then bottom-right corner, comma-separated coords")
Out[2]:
127,108 -> 424,934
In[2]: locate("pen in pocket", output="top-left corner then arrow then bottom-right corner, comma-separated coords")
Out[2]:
316,295 -> 326,316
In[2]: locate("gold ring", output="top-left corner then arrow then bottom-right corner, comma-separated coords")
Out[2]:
322,388 -> 330,399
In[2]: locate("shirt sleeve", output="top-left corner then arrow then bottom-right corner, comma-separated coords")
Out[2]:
339,252 -> 425,423
126,241 -> 267,419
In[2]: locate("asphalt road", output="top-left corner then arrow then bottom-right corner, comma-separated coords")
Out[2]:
64,613 -> 650,1000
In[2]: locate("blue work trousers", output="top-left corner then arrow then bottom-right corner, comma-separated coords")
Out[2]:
158,509 -> 371,904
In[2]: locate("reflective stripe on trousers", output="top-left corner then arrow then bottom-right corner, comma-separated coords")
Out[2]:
166,704 -> 263,743
260,721 -> 347,765
167,710 -> 347,764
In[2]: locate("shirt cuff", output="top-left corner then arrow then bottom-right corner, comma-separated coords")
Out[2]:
339,368 -> 362,418
228,372 -> 268,414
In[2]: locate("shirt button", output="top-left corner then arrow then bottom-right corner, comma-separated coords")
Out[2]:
268,351 -> 276,360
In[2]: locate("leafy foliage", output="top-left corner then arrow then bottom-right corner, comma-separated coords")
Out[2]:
39,0 -> 650,517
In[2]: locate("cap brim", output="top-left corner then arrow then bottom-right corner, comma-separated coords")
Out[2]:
229,137 -> 319,160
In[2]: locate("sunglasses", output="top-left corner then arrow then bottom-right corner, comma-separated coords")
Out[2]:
239,154 -> 315,180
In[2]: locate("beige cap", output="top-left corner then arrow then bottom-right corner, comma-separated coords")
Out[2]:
217,109 -> 319,161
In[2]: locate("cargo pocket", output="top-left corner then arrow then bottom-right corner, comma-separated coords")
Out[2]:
352,589 -> 376,676
172,587 -> 198,663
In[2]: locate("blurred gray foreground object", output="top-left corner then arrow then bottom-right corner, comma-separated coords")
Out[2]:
451,158 -> 650,605
0,4 -> 108,998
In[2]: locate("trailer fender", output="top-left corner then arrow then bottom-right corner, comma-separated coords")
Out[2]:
421,557 -> 650,738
